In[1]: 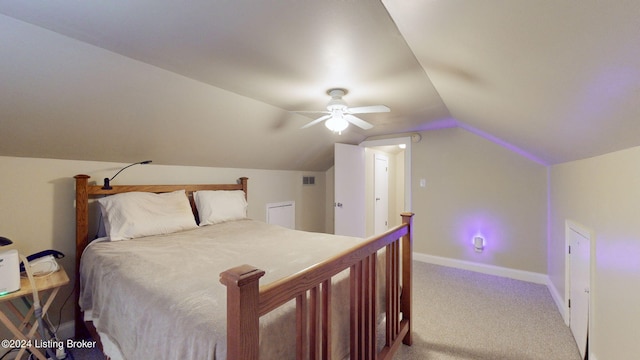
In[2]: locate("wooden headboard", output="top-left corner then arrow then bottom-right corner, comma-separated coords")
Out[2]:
73,174 -> 248,336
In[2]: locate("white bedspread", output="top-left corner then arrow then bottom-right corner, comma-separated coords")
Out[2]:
79,219 -> 368,360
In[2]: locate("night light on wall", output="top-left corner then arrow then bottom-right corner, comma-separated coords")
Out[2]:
473,236 -> 485,253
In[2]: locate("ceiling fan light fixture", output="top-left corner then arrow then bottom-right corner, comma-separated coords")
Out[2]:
325,113 -> 349,134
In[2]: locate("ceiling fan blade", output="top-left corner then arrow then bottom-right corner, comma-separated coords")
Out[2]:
293,110 -> 330,115
300,114 -> 332,129
347,105 -> 390,114
345,114 -> 373,130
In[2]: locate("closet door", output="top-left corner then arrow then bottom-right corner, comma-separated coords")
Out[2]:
568,225 -> 590,359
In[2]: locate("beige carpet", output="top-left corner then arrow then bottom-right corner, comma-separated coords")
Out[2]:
395,261 -> 582,360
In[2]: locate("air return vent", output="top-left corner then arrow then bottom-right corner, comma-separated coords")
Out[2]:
302,176 -> 315,185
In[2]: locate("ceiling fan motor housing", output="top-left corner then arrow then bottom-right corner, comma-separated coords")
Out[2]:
326,88 -> 349,111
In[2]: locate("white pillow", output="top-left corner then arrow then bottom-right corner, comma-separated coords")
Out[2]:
194,190 -> 248,226
98,190 -> 198,241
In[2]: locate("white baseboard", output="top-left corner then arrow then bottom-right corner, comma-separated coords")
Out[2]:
413,252 -> 548,284
546,278 -> 568,324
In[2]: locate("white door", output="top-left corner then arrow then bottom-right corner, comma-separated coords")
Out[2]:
374,154 -> 389,235
334,143 -> 365,237
569,226 -> 590,359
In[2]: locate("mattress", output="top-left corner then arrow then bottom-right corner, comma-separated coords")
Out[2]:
79,219 -> 373,359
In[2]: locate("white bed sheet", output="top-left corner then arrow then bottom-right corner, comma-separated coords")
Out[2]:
79,219 -> 369,360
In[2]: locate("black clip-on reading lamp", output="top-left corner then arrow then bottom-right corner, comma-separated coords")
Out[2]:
0,236 -> 12,247
102,160 -> 152,190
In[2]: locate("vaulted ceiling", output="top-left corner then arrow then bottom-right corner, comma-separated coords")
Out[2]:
1,1 -> 639,171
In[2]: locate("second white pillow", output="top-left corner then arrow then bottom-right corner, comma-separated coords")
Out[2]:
194,190 -> 248,226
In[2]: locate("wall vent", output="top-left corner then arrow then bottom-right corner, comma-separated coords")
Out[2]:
302,176 -> 315,185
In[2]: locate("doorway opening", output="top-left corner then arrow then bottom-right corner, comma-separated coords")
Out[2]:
361,137 -> 412,237
332,136 -> 413,237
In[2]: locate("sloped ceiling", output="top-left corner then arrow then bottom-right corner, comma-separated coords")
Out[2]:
1,1 -> 639,171
383,0 -> 640,165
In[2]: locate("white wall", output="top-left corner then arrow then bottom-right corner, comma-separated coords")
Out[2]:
549,146 -> 640,360
326,128 -> 548,274
411,127 -> 548,273
0,155 -> 326,342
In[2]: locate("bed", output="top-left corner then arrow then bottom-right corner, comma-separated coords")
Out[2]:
73,175 -> 413,359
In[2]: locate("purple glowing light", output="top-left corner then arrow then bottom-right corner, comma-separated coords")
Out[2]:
457,212 -> 505,259
457,122 -> 548,166
598,237 -> 640,273
413,117 -> 458,132
412,117 -> 548,166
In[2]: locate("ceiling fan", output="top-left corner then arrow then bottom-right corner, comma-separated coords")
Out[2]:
295,88 -> 390,134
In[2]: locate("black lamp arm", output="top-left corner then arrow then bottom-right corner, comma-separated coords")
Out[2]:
102,160 -> 152,190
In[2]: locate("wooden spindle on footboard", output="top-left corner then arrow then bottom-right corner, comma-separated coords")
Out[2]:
385,235 -> 400,346
350,252 -> 378,359
220,213 -> 414,360
297,279 -> 332,360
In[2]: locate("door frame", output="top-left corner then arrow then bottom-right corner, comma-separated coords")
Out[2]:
564,219 -> 594,358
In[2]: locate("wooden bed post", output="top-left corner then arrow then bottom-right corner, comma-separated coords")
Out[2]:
74,174 -> 90,338
219,264 -> 265,360
400,212 -> 414,346
239,177 -> 248,200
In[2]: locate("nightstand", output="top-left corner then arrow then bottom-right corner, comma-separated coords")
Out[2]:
0,267 -> 70,360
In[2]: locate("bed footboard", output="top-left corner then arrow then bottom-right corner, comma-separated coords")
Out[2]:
220,213 -> 414,360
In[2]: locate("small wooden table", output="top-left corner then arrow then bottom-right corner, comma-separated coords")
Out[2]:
0,268 -> 70,360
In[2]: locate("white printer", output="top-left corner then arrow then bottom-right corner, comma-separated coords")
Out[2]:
0,237 -> 20,295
